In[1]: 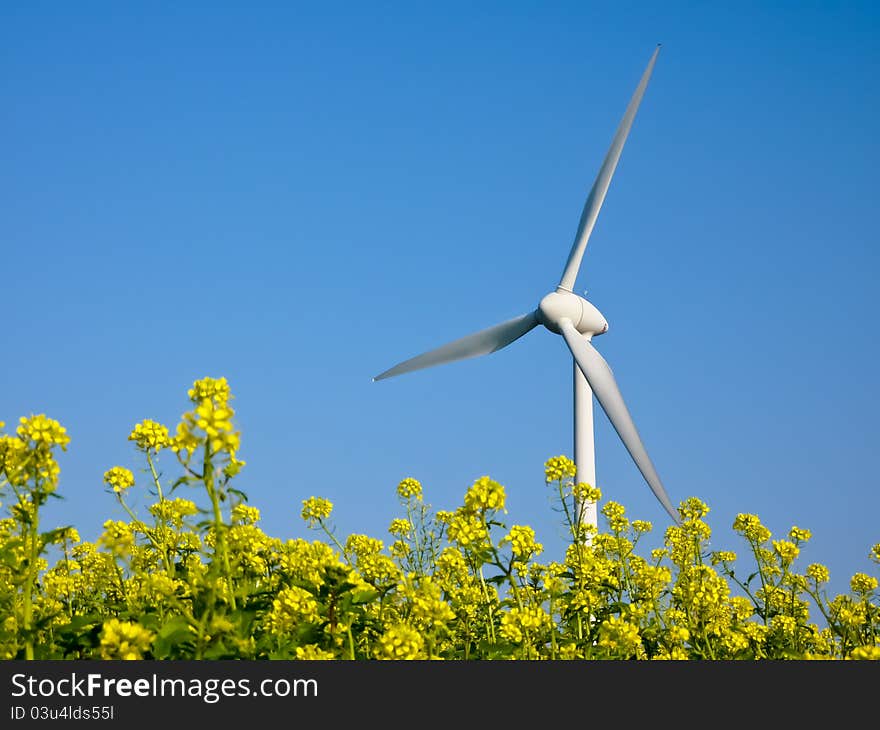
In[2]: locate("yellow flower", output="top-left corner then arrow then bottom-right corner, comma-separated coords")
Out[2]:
711,551 -> 737,565
806,563 -> 830,584
849,645 -> 880,660
295,645 -> 337,660
499,606 -> 552,644
403,576 -> 455,627
172,379 -> 241,457
733,513 -> 771,543
57,527 -> 81,545
98,520 -> 135,555
654,646 -> 689,660
446,511 -> 489,549
375,623 -> 425,659
187,376 -> 231,405
149,497 -> 199,527
266,586 -> 320,633
0,435 -> 27,480
850,573 -> 878,594
103,466 -> 135,494
345,533 -> 383,557
730,596 -> 754,621
396,477 -> 423,501
770,615 -> 798,637
597,614 -> 643,657
544,455 -> 576,482
223,456 -> 246,477
772,539 -> 799,565
301,497 -> 333,527
631,520 -> 653,534
501,525 -> 543,558
789,526 -> 812,542
602,501 -> 629,532
679,497 -> 709,521
231,504 -> 261,525
463,475 -> 505,513
388,518 -> 412,537
572,482 -> 602,503
99,619 -> 154,660
128,419 -> 170,452
17,414 -> 70,450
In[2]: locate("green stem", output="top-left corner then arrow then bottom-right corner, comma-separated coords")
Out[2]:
204,447 -> 236,611
23,499 -> 39,660
146,452 -> 165,502
477,565 -> 496,645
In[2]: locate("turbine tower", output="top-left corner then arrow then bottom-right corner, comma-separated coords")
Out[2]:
374,46 -> 678,528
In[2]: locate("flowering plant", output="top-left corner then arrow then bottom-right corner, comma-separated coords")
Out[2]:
0,379 -> 876,660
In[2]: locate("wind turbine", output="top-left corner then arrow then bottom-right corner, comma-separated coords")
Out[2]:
373,45 -> 679,528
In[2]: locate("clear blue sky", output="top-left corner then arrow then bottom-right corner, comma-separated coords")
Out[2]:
2,2 -> 878,599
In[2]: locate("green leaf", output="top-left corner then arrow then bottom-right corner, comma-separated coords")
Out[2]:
151,615 -> 194,659
350,589 -> 379,605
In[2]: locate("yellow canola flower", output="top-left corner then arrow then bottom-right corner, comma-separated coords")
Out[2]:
572,482 -> 602,503
17,414 -> 70,450
375,624 -> 425,659
602,501 -> 629,532
98,520 -> 135,556
501,525 -> 543,558
396,478 -> 423,501
446,511 -> 489,549
850,573 -> 878,594
99,619 -> 154,660
773,540 -> 800,565
463,476 -> 505,513
128,419 -> 170,452
679,497 -> 710,521
301,497 -> 333,527
597,614 -> 643,657
149,497 -> 199,527
103,466 -> 135,494
544,455 -> 576,482
0,435 -> 28,479
807,563 -> 830,584
499,606 -> 552,644
187,376 -> 232,405
388,518 -> 412,537
295,645 -> 336,660
711,551 -> 737,565
231,504 -> 261,525
849,645 -> 880,660
631,520 -> 653,534
733,514 -> 771,543
267,586 -> 321,634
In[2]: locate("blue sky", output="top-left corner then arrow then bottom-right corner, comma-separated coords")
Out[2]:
2,2 -> 878,600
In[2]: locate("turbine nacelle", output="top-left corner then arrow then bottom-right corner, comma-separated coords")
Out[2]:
538,291 -> 608,337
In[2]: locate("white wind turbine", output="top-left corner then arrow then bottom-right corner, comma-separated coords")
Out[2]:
374,46 -> 679,528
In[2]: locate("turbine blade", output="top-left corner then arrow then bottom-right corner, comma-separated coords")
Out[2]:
558,45 -> 661,293
559,319 -> 679,522
373,310 -> 539,381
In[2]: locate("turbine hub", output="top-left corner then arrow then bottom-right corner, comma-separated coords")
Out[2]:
538,291 -> 609,336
